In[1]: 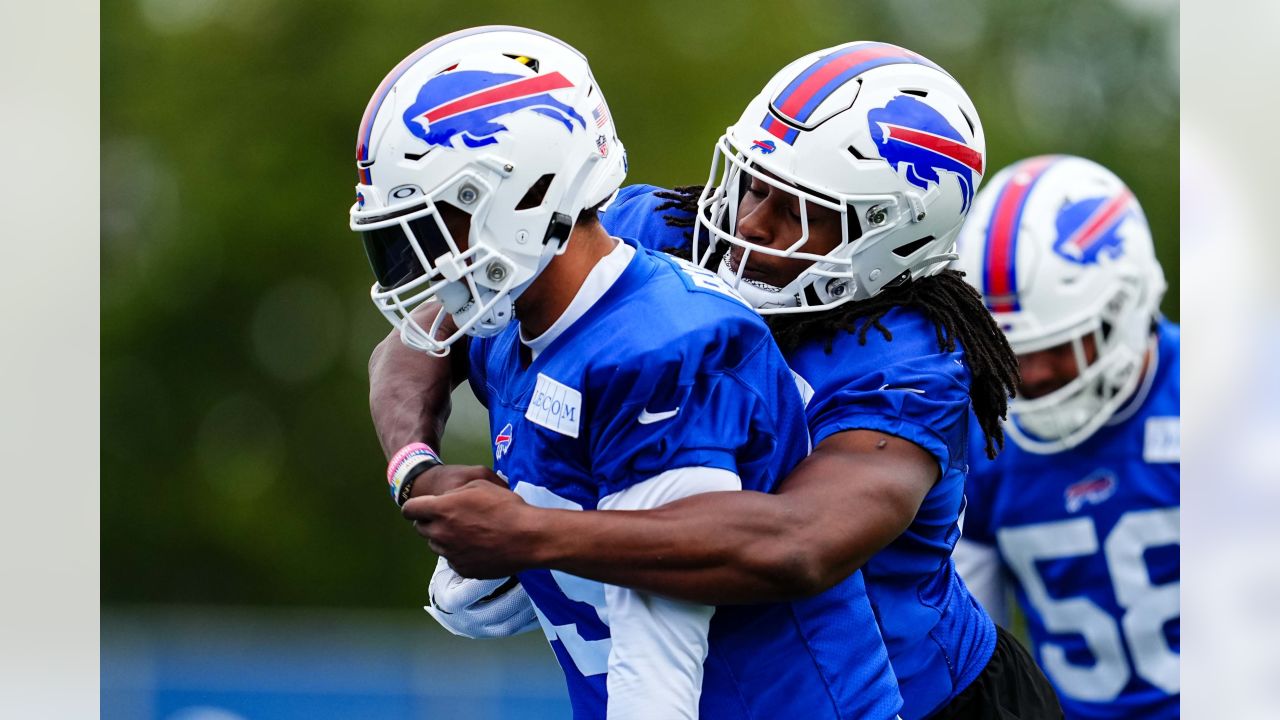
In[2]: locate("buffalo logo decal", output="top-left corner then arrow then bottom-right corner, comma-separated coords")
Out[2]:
868,95 -> 984,211
1052,190 -> 1134,264
403,70 -> 585,149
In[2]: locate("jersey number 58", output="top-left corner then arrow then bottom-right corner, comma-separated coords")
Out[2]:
999,508 -> 1179,701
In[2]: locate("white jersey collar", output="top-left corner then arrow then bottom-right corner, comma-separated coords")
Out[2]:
521,239 -> 635,360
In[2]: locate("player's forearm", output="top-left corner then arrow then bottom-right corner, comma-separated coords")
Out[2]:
528,438 -> 928,604
369,331 -> 452,456
525,492 -> 833,604
368,316 -> 465,458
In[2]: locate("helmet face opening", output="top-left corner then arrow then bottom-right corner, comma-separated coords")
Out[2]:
693,131 -> 924,313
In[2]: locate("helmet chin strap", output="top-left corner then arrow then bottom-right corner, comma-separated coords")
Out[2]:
715,251 -> 798,310
436,280 -> 473,315
438,280 -> 511,340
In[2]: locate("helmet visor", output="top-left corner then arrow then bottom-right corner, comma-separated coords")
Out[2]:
357,211 -> 454,290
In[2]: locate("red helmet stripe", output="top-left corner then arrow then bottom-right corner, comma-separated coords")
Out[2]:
882,124 -> 984,174
417,71 -> 574,124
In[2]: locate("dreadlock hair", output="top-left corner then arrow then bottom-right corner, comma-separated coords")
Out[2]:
652,185 -> 705,260
651,182 -> 1019,457
768,270 -> 1020,459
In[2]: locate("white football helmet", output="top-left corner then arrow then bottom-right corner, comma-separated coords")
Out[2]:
691,41 -> 985,313
954,155 -> 1167,453
349,26 -> 627,354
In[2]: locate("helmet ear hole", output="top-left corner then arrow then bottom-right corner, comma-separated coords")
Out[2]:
892,235 -> 933,257
516,173 -> 555,210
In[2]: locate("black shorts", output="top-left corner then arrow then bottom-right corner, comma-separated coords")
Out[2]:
927,625 -> 1063,719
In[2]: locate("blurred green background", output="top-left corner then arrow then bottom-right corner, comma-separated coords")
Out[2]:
102,0 -> 1178,609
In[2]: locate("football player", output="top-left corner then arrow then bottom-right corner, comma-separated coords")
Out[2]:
950,155 -> 1179,720
352,26 -> 902,720
388,42 -> 1062,719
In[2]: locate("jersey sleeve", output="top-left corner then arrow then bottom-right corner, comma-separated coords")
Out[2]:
806,347 -> 971,477
599,184 -> 693,253
586,326 -> 801,499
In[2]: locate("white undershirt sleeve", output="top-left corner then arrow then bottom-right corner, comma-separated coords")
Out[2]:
596,466 -> 742,720
953,537 -> 1011,626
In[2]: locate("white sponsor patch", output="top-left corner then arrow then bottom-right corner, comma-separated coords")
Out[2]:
526,373 -> 583,438
1143,416 -> 1180,463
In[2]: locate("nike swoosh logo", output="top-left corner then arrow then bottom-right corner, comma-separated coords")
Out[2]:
879,384 -> 926,394
637,407 -> 681,424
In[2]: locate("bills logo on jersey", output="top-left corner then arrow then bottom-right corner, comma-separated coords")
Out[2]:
494,422 -> 513,460
868,95 -> 984,211
402,70 -> 585,150
1053,190 -> 1134,264
1064,469 -> 1117,513
751,139 -> 777,154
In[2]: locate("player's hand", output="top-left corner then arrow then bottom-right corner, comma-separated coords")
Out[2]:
403,479 -> 537,579
409,463 -> 505,499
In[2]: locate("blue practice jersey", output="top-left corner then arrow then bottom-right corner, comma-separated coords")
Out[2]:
787,308 -> 997,718
468,240 -> 902,720
963,321 -> 1180,720
603,185 -> 998,718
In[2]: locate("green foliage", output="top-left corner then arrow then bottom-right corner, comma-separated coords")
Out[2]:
103,0 -> 1178,607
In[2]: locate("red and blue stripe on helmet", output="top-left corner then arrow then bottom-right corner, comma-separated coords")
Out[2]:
759,42 -> 944,145
981,155 -> 1062,313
